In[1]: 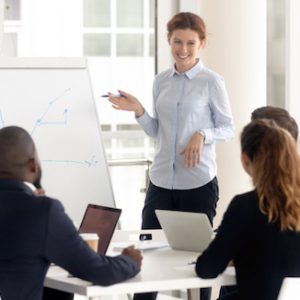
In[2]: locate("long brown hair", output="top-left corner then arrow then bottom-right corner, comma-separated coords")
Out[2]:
241,119 -> 300,231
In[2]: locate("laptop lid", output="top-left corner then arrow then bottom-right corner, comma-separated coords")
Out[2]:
79,204 -> 121,255
155,209 -> 213,252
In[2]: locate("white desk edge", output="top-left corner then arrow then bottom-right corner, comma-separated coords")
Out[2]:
45,230 -> 236,297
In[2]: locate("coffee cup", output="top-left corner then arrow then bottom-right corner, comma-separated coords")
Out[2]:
80,233 -> 99,252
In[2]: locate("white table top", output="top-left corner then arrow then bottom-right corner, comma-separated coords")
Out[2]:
45,245 -> 236,297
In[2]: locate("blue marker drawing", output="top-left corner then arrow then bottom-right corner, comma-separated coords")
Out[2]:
31,88 -> 71,135
35,108 -> 68,126
41,155 -> 99,168
2,89 -> 97,168
0,110 -> 4,128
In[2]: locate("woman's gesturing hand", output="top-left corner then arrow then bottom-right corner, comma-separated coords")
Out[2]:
181,132 -> 205,168
108,90 -> 145,117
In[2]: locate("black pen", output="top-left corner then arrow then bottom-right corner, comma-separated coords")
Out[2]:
101,93 -> 126,98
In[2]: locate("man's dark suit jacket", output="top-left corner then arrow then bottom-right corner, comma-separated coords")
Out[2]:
0,179 -> 139,300
196,190 -> 300,300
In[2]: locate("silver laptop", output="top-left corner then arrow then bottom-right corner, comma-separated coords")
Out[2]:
155,209 -> 213,252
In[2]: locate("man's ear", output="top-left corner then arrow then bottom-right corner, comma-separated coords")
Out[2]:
28,157 -> 37,173
26,157 -> 38,184
20,158 -> 36,184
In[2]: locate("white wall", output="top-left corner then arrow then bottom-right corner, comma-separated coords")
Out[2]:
0,0 -> 3,50
179,0 -> 267,226
19,0 -> 82,56
156,0 -> 178,72
286,0 -> 300,127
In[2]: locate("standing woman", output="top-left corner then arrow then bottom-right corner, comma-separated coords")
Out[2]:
196,119 -> 300,300
109,12 -> 234,230
109,12 -> 234,300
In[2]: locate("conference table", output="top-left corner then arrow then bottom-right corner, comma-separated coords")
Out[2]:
45,230 -> 236,299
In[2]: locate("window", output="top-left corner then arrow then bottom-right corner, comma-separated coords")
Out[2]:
83,0 -> 154,58
82,0 -> 156,162
83,0 -> 156,229
1,0 -> 21,56
267,0 -> 286,108
83,33 -> 111,56
4,0 -> 20,20
83,0 -> 110,28
267,0 -> 300,128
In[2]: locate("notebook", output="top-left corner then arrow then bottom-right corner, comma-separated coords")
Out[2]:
78,204 -> 121,255
155,209 -> 213,252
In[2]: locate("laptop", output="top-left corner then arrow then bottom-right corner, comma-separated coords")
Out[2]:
78,204 -> 122,255
155,209 -> 213,252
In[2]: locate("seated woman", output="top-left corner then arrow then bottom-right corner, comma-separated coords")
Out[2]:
195,119 -> 300,300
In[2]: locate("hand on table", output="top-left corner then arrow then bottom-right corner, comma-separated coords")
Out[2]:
122,246 -> 143,270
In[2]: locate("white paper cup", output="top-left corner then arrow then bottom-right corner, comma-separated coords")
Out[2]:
80,233 -> 99,252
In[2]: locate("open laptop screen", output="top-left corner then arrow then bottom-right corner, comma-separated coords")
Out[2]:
79,204 -> 121,255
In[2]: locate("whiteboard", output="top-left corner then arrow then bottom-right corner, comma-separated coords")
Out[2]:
0,58 -> 115,224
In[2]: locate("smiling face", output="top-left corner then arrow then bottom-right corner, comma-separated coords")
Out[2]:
168,29 -> 204,73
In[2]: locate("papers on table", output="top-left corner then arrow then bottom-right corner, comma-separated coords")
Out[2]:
112,240 -> 169,251
47,265 -> 68,277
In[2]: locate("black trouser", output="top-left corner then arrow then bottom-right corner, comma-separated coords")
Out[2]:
218,285 -> 238,300
134,178 -> 219,300
142,178 -> 218,228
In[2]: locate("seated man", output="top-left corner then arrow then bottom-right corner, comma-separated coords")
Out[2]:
0,126 -> 143,300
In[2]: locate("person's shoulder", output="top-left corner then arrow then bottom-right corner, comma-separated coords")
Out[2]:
37,195 -> 65,214
230,190 -> 259,212
155,68 -> 174,81
233,190 -> 258,200
197,65 -> 224,82
25,195 -> 63,222
219,191 -> 259,227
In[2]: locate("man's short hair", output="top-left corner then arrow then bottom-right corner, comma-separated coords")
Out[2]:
0,126 -> 35,176
251,106 -> 298,141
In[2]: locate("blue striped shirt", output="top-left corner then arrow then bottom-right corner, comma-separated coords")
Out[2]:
137,60 -> 234,190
